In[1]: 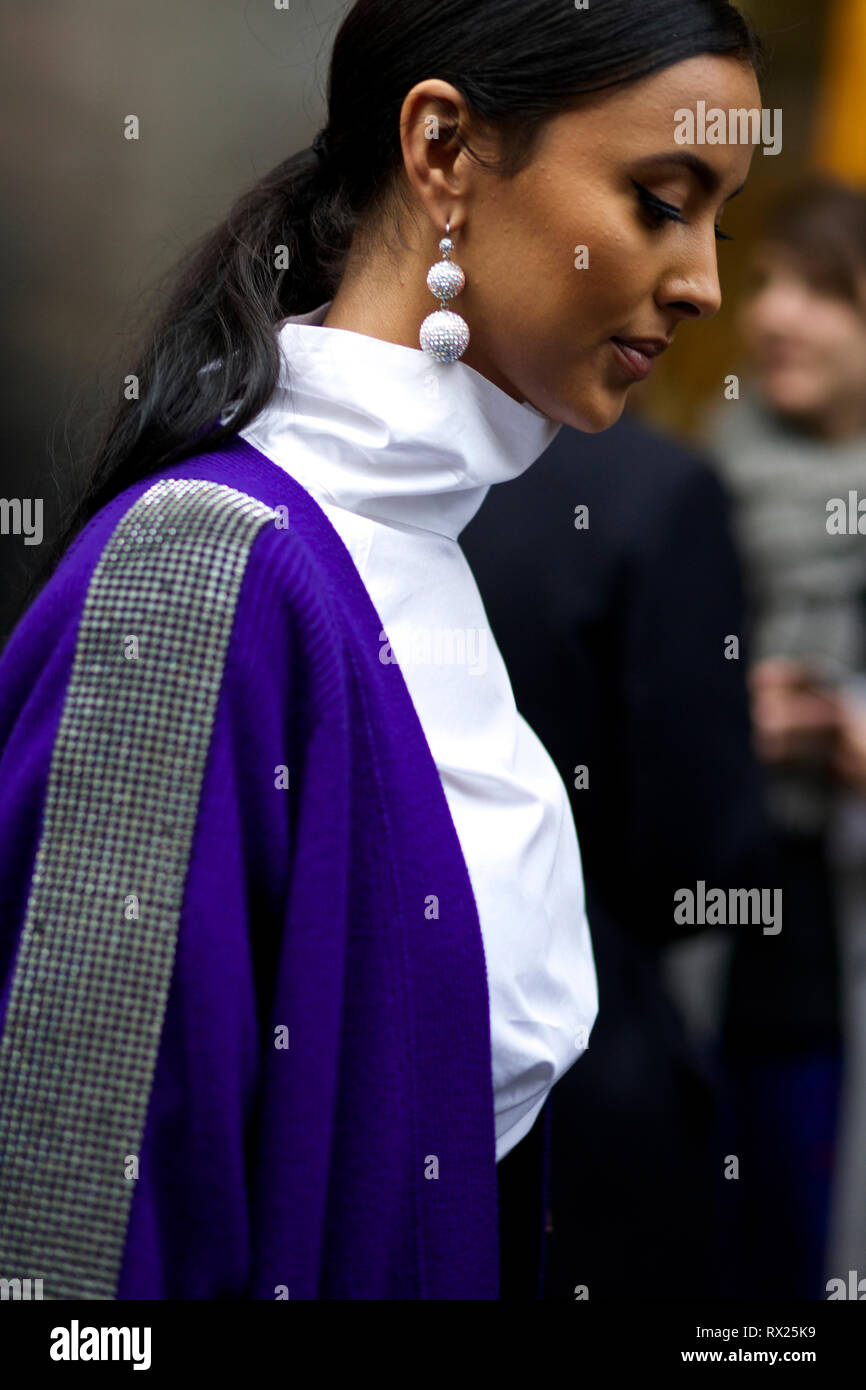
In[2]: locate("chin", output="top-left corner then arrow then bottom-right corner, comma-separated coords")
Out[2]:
759,372 -> 822,415
525,377 -> 629,434
566,391 -> 628,434
763,386 -> 824,421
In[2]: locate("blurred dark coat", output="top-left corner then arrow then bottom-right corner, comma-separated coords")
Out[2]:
461,412 -> 774,1299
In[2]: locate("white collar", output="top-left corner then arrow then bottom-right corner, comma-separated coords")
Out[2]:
240,301 -> 561,540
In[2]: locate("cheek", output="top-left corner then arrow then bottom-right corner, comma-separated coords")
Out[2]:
815,313 -> 866,371
473,237 -> 569,343
466,189 -> 657,424
743,296 -> 807,345
531,236 -> 651,365
578,226 -> 650,307
472,173 -> 651,351
740,300 -> 772,342
806,305 -> 851,348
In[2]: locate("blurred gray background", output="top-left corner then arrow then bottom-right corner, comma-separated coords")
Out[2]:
0,0 -> 346,635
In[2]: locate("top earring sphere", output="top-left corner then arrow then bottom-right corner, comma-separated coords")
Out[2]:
426,260 -> 465,301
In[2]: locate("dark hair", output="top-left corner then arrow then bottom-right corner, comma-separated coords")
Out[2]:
757,175 -> 866,307
16,0 -> 764,624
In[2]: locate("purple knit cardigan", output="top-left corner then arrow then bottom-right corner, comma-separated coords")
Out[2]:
0,436 -> 500,1299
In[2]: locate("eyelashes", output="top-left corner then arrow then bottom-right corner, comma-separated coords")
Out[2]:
630,179 -> 734,242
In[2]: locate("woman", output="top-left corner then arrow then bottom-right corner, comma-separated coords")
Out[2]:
700,177 -> 866,1297
0,0 -> 763,1300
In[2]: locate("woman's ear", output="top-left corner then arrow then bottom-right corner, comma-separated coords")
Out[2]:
398,79 -> 478,235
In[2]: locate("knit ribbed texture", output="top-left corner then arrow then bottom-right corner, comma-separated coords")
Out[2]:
0,435 -> 500,1299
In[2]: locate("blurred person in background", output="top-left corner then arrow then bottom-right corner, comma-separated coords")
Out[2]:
700,176 -> 866,1298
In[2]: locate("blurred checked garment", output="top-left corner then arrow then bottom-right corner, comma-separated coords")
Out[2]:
706,390 -> 866,832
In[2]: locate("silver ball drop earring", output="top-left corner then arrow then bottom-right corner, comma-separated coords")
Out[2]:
419,220 -> 470,362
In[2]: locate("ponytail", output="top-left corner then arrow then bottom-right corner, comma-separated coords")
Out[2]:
12,142 -> 357,626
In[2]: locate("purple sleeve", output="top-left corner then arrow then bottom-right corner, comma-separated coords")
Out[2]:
0,458 -> 500,1300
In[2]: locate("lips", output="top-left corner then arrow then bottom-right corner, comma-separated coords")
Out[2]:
610,336 -> 670,382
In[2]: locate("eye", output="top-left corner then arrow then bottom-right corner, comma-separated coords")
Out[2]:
631,179 -> 686,228
631,180 -> 734,243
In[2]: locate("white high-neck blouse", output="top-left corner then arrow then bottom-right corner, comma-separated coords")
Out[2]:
237,301 -> 599,1161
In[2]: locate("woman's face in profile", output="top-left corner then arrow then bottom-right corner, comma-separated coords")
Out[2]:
458,54 -> 760,432
738,244 -> 866,428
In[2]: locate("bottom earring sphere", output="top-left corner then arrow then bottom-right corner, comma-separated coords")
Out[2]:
419,309 -> 470,363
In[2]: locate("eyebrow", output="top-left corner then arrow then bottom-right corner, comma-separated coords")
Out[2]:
632,151 -> 746,203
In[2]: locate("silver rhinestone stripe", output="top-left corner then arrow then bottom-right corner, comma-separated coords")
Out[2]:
0,478 -> 276,1300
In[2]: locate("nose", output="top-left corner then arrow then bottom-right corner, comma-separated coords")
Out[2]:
657,233 -> 723,323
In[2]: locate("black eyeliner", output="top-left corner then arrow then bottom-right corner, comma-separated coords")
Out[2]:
631,179 -> 687,223
631,178 -> 734,241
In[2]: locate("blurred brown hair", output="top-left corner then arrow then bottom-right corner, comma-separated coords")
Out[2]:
760,176 -> 866,308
